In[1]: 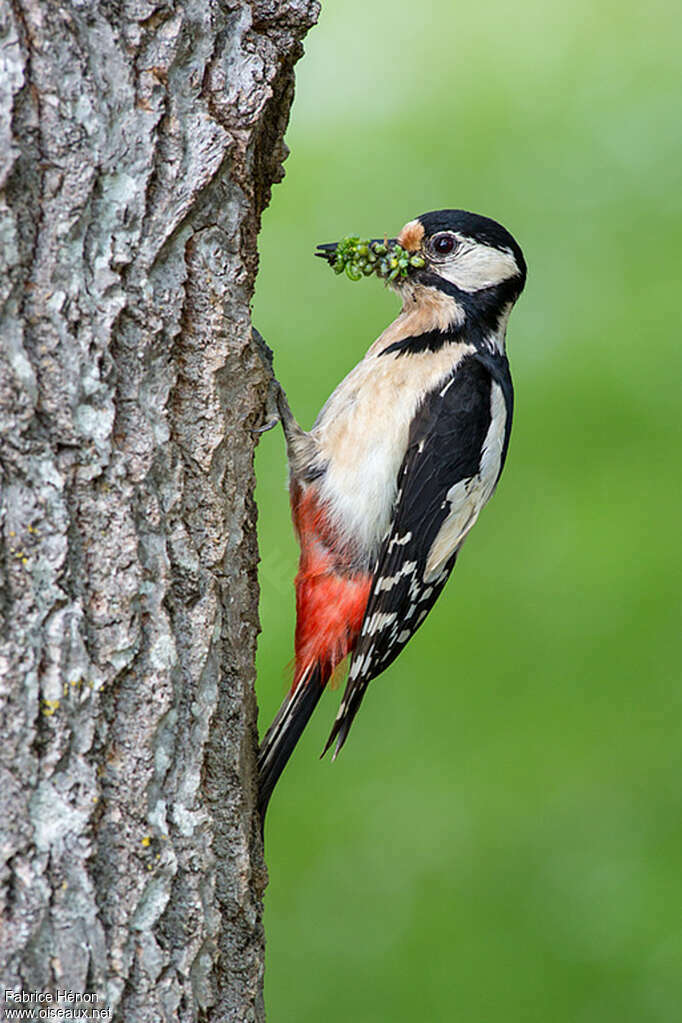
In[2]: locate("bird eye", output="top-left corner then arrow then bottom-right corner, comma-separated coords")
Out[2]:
431,233 -> 458,256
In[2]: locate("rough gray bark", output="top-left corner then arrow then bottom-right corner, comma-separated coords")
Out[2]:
0,2 -> 318,1020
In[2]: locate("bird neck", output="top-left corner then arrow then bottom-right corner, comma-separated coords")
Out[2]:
367,283 -> 465,358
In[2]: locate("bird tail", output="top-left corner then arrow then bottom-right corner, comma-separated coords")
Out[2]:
321,674 -> 369,761
258,664 -> 325,822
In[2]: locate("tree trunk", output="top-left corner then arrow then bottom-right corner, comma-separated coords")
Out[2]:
0,2 -> 318,1020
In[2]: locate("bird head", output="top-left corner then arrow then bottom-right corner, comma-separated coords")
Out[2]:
396,209 -> 526,297
317,209 -> 526,340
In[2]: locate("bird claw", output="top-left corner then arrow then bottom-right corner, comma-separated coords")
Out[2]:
252,414 -> 280,436
250,325 -> 302,448
251,326 -> 284,435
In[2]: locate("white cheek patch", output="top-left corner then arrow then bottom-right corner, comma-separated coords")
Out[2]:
437,242 -> 519,293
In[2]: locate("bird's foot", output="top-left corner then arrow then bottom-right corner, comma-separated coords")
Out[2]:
251,326 -> 301,441
253,413 -> 280,435
252,327 -> 285,435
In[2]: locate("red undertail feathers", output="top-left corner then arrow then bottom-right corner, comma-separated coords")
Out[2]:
257,484 -> 371,821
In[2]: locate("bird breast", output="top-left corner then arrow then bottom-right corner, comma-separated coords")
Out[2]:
311,341 -> 475,561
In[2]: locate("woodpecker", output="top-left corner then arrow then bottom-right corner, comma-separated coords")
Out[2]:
258,209 -> 526,820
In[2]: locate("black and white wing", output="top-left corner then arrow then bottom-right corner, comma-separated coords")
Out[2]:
323,350 -> 513,757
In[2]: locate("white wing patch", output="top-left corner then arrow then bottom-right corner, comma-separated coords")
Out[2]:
362,611 -> 398,636
374,559 -> 418,593
424,382 -> 507,582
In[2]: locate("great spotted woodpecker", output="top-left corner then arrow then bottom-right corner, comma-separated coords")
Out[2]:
257,209 -> 527,820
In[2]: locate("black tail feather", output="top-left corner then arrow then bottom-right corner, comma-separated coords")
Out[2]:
258,665 -> 325,822
321,678 -> 369,761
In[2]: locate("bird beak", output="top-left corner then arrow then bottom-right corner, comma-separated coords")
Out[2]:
315,242 -> 338,263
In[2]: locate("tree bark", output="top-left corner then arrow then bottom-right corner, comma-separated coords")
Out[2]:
0,2 -> 318,1020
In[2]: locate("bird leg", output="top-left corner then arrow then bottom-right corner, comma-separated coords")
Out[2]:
251,327 -> 284,434
251,326 -> 300,438
251,326 -> 320,479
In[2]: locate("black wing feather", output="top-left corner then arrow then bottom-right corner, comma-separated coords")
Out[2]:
324,353 -> 510,757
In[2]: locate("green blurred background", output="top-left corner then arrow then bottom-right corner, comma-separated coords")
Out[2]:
253,1 -> 682,1019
